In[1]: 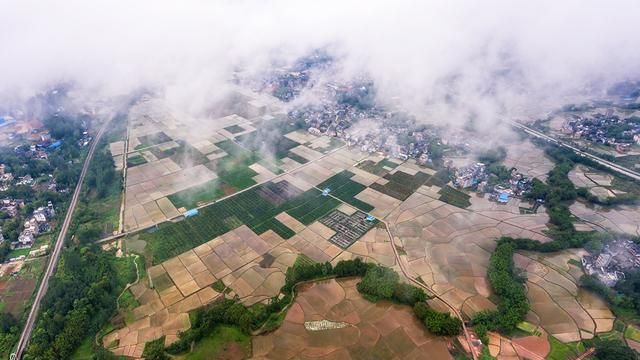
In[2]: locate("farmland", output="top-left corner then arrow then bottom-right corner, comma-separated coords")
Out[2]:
223,124 -> 246,134
437,185 -> 471,208
252,278 -> 452,360
369,170 -> 431,200
357,158 -> 399,176
235,117 -> 305,158
126,153 -> 147,167
318,170 -> 374,212
135,131 -> 172,149
142,181 -> 340,263
167,179 -> 225,209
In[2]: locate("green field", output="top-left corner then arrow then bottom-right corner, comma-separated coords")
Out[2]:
318,171 -> 374,212
212,140 -> 260,188
7,247 -> 31,259
224,124 -> 245,134
547,336 -> 584,360
180,325 -> 251,360
357,158 -> 399,176
143,182 -> 340,263
252,218 -> 296,239
516,321 -> 540,335
624,325 -> 640,342
135,131 -> 172,149
438,185 -> 471,208
286,151 -> 309,164
126,154 -> 147,167
168,179 -> 225,209
370,170 -> 431,200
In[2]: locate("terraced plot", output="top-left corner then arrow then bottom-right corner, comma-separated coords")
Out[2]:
386,187 -> 550,319
252,278 -> 452,360
142,180 -> 340,263
318,170 -> 374,212
514,250 -> 615,342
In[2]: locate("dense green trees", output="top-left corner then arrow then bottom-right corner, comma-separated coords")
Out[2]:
143,337 -> 168,360
593,340 -> 638,360
413,303 -> 462,336
357,265 -> 399,300
0,313 -> 18,358
472,240 -> 529,333
25,248 -> 133,360
85,148 -> 118,199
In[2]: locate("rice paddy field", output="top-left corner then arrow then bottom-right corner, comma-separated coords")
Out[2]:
318,170 -> 374,212
370,170 -> 431,201
356,158 -> 400,176
437,185 -> 471,208
142,181 -> 340,264
252,278 -> 452,360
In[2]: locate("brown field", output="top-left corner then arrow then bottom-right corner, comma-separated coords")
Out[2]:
515,251 -> 615,342
252,278 -> 453,360
0,258 -> 42,317
570,201 -> 640,236
386,189 -> 550,318
502,140 -> 555,182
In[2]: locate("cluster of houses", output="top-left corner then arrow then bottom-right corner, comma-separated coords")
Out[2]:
452,162 -> 488,189
582,239 -> 640,286
16,202 -> 55,248
0,164 -> 12,191
289,81 -> 444,163
0,198 -> 25,218
561,110 -> 640,153
451,162 -> 535,205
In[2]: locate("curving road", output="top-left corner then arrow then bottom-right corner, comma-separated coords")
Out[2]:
12,118 -> 112,360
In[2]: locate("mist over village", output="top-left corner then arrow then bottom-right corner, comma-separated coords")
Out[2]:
1,1 -> 640,360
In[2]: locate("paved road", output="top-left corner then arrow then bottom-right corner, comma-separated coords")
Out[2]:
509,120 -> 640,181
12,119 -> 112,360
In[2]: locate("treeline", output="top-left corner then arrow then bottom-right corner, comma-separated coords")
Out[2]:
25,247 -> 135,360
576,187 -> 638,207
581,271 -> 640,318
85,147 -> 119,199
69,138 -> 122,244
0,313 -> 18,358
475,142 -> 640,340
161,258 -> 461,358
472,240 -> 529,333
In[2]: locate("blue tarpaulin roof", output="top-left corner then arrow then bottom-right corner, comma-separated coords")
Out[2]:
48,140 -> 62,149
498,193 -> 510,203
184,208 -> 199,217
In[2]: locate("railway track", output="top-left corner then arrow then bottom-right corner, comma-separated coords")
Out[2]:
12,118 -> 112,360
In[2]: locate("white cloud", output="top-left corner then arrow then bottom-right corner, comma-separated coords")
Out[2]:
1,0 -> 639,124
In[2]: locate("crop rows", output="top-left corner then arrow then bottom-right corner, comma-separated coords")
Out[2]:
144,183 -> 340,263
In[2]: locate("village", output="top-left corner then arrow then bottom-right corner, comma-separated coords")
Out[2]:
560,109 -> 640,154
582,238 -> 640,286
450,161 -> 537,205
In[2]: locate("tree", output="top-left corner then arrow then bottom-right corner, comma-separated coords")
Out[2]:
356,265 -> 399,300
142,337 -> 168,360
594,340 -> 637,360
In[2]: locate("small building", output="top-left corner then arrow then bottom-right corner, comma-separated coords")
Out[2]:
48,140 -> 63,150
498,192 -> 510,204
184,208 -> 199,218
